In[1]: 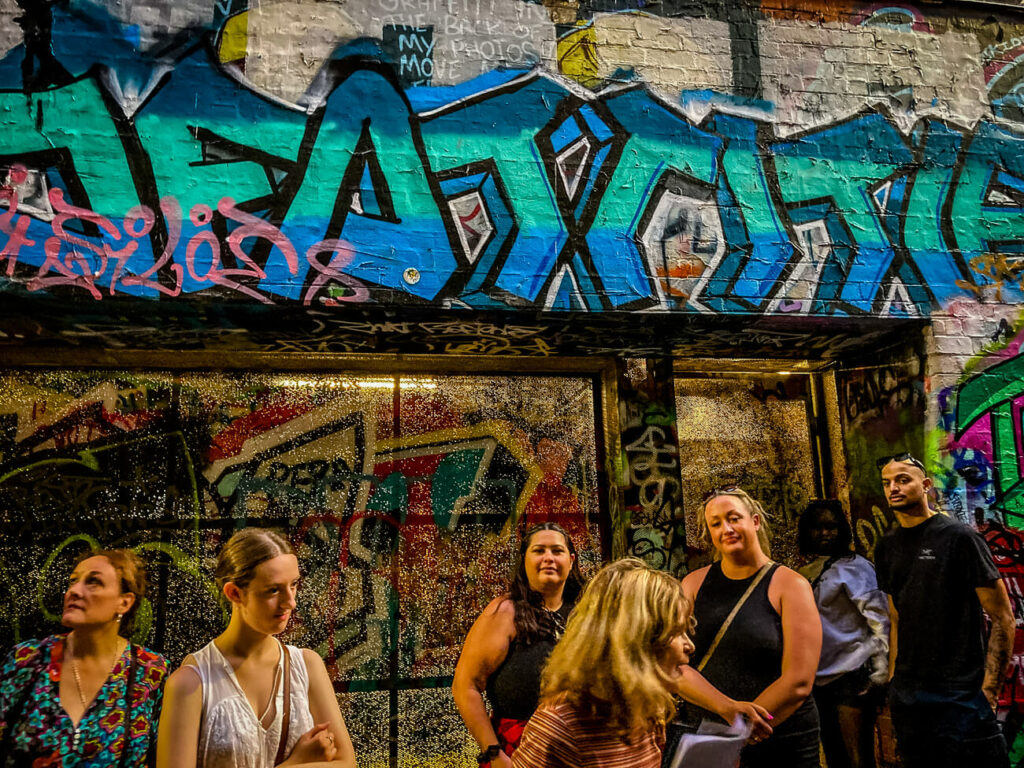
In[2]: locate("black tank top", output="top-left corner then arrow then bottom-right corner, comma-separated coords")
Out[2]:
688,562 -> 817,735
692,561 -> 784,704
486,602 -> 572,720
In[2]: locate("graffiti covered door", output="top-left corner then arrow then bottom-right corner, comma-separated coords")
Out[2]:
674,372 -> 826,567
0,370 -> 604,767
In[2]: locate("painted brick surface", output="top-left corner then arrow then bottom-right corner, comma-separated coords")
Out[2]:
1,0 -> 1023,319
759,18 -> 990,135
559,14 -> 733,94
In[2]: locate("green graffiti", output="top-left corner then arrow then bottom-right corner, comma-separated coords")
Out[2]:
951,122 -> 1024,277
0,79 -> 145,217
956,352 -> 1024,519
431,448 -> 486,529
37,533 -> 101,622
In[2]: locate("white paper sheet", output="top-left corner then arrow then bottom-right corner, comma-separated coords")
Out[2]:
667,716 -> 752,768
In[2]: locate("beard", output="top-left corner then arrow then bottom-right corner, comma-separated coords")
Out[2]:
888,494 -> 923,512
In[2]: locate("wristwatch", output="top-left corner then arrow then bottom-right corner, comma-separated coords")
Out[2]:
476,744 -> 502,764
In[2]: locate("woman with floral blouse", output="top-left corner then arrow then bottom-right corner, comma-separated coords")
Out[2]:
0,549 -> 168,767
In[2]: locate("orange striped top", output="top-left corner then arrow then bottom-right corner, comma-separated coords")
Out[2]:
511,700 -> 663,768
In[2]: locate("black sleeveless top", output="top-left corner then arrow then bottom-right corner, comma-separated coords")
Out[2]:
688,561 -> 816,734
486,602 -> 572,720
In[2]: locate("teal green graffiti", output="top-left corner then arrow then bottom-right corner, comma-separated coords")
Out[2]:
367,471 -> 409,519
418,77 -> 568,302
431,448 -> 485,529
0,80 -> 145,217
134,56 -> 308,217
950,122 -> 1024,277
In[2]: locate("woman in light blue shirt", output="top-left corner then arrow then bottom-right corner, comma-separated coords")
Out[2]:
798,500 -> 890,768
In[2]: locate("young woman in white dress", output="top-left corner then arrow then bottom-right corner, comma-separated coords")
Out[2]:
156,528 -> 356,768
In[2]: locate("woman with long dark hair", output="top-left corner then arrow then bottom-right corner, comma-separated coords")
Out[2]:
797,500 -> 889,768
0,548 -> 168,766
453,523 -> 585,768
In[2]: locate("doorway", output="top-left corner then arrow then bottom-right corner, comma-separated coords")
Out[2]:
673,365 -> 837,567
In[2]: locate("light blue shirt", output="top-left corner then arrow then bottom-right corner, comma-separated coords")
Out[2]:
801,554 -> 890,685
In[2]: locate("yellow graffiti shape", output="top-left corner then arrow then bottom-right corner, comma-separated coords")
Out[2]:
219,11 -> 249,64
378,421 -> 546,537
558,23 -> 601,88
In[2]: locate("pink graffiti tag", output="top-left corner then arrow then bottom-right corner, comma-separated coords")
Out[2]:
117,197 -> 184,296
0,193 -> 368,304
30,188 -> 129,300
304,239 -> 369,306
0,189 -> 36,277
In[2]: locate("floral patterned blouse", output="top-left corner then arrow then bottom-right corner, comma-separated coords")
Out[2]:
0,634 -> 168,767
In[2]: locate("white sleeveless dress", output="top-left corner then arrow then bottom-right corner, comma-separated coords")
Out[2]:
188,641 -> 316,768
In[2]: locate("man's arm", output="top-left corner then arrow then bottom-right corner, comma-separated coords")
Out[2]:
977,579 -> 1015,711
887,595 -> 898,682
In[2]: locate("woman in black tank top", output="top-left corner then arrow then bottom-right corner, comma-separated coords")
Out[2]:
453,523 -> 585,768
671,487 -> 823,768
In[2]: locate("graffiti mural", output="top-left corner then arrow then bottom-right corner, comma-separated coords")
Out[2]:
954,341 -> 1024,525
978,518 -> 1024,763
937,312 -> 1024,756
837,353 -> 927,555
0,370 -> 603,767
1,3 -> 1024,319
617,358 -> 687,575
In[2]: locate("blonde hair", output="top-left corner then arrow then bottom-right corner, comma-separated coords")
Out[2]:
539,558 -> 693,740
699,488 -> 772,559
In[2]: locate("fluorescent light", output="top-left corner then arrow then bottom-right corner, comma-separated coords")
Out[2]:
273,377 -> 437,390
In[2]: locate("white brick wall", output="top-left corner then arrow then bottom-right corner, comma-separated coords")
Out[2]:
760,18 -> 991,135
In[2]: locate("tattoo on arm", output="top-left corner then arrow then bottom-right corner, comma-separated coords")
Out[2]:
984,618 -> 1014,696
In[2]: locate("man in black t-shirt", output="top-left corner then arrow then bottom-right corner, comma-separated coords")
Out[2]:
874,454 -> 1015,768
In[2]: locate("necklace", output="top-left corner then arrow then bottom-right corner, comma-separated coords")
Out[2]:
543,606 -> 567,640
68,633 -> 124,714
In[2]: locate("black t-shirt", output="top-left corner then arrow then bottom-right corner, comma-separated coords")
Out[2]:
875,513 -> 1001,693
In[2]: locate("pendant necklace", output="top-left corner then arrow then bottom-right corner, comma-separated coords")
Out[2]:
67,633 -> 124,752
543,606 -> 567,640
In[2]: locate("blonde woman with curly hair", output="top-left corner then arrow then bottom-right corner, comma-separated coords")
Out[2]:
511,558 -> 770,768
672,487 -> 822,768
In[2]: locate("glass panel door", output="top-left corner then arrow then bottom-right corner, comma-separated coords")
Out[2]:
675,373 -> 822,566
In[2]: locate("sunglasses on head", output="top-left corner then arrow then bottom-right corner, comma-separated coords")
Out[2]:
702,485 -> 740,503
876,452 -> 925,472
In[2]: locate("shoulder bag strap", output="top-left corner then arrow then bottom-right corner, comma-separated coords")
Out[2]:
274,642 -> 292,767
118,644 -> 140,768
810,555 -> 841,590
696,562 -> 775,673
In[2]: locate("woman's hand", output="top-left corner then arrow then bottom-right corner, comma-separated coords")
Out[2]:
491,749 -> 513,768
717,699 -> 774,742
282,723 -> 338,765
298,649 -> 356,767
